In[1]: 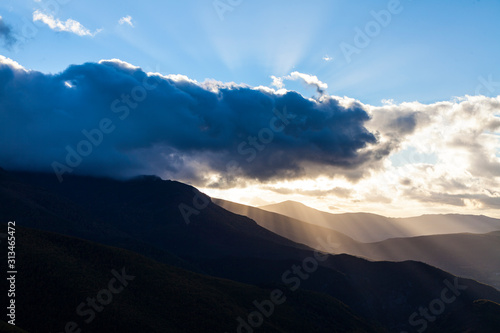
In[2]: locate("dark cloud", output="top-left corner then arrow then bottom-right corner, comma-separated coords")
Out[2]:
370,108 -> 428,140
434,177 -> 469,192
0,17 -> 17,49
0,58 -> 382,184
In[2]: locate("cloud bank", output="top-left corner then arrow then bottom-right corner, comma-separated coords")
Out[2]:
0,57 -> 382,185
1,56 -> 499,215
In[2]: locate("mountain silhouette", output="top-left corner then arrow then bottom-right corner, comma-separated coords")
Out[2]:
1,170 -> 500,332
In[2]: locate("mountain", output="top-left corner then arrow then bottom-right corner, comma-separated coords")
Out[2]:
216,198 -> 500,290
0,225 -> 383,333
353,231 -> 500,290
260,200 -> 500,242
215,198 -> 358,243
0,170 -> 309,262
2,170 -> 500,332
213,198 -> 359,251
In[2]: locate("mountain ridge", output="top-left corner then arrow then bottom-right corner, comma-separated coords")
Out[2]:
2,170 -> 500,331
259,200 -> 500,242
218,198 -> 500,290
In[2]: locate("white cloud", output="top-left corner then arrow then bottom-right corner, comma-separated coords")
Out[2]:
0,55 -> 26,72
118,15 -> 134,27
206,95 -> 500,217
271,71 -> 328,94
286,71 -> 328,94
98,58 -> 140,71
358,95 -> 500,215
322,55 -> 333,62
32,10 -> 101,37
270,75 -> 284,89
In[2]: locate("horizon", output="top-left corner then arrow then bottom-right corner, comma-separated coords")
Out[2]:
249,199 -> 496,219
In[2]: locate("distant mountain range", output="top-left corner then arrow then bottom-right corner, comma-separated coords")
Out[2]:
1,169 -> 500,332
260,200 -> 500,242
217,198 -> 500,290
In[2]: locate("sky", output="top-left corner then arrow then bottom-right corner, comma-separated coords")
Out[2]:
0,0 -> 500,217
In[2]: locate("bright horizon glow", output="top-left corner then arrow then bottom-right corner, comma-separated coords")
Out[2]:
200,185 -> 500,220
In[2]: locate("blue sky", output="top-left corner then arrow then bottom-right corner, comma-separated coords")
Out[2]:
1,0 -> 499,105
1,0 -> 500,217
